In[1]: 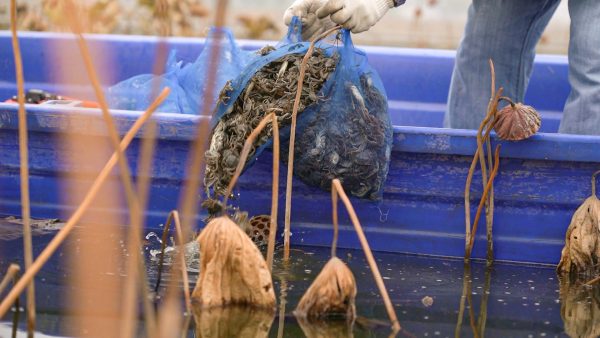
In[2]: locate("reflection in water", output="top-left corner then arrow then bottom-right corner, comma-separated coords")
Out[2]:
192,304 -> 275,338
560,277 -> 600,338
455,263 -> 492,338
296,316 -> 354,338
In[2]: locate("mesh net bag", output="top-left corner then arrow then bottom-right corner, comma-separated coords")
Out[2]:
205,19 -> 392,201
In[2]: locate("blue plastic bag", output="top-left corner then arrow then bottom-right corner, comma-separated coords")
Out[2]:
205,19 -> 392,200
107,50 -> 190,114
178,27 -> 253,114
107,27 -> 252,115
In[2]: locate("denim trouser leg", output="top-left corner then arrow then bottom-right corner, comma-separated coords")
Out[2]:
559,1 -> 600,135
444,0 -> 560,130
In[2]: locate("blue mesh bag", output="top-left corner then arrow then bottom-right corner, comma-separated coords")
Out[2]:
204,19 -> 392,201
291,30 -> 393,199
107,27 -> 252,115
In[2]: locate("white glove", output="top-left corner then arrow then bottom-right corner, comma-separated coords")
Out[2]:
283,0 -> 337,41
316,0 -> 394,33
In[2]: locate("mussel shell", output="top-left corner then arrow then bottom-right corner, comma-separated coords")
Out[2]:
493,103 -> 541,141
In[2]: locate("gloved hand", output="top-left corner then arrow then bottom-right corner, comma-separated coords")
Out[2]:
316,0 -> 395,33
283,0 -> 336,41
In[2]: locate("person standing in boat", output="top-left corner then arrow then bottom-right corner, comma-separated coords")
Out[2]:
283,0 -> 600,136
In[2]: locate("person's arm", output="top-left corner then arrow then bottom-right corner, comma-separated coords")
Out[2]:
316,0 -> 405,33
284,0 -> 405,40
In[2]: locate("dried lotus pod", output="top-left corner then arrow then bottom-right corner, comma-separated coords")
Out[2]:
493,101 -> 541,141
294,257 -> 357,320
191,216 -> 276,309
557,170 -> 600,275
557,196 -> 600,275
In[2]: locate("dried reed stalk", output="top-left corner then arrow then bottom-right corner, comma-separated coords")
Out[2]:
295,186 -> 356,320
160,2 -> 230,336
223,112 -> 280,271
10,1 -> 35,335
283,25 -> 341,261
331,179 -> 401,332
464,59 -> 502,262
466,146 -> 501,259
0,88 -> 169,318
0,264 -> 20,295
178,0 -> 229,240
60,4 -> 150,335
121,10 -> 170,338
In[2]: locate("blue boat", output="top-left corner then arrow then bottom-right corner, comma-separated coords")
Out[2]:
1,32 -> 598,265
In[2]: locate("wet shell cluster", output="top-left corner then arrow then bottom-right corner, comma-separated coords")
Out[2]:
493,103 -> 541,141
204,48 -> 338,199
290,74 -> 392,199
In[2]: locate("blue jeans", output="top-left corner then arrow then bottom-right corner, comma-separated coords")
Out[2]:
444,0 -> 600,135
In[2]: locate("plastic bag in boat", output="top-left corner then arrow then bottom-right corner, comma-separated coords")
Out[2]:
107,50 -> 190,114
107,27 -> 252,115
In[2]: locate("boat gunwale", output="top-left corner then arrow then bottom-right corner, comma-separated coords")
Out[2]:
1,103 -> 599,163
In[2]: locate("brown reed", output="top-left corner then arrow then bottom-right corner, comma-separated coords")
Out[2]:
283,25 -> 342,261
0,88 -> 169,318
331,179 -> 401,333
10,0 -> 35,335
222,112 -> 280,271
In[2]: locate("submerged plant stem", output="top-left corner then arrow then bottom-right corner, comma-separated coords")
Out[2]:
10,1 -> 35,335
331,179 -> 401,333
154,211 -> 192,312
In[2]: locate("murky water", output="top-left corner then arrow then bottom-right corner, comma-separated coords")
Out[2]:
0,221 -> 589,337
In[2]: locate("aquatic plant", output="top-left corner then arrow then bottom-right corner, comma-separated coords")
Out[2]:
192,113 -> 281,308
557,170 -> 600,275
294,179 -> 400,334
464,59 -> 541,264
493,100 -> 541,141
192,215 -> 276,308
